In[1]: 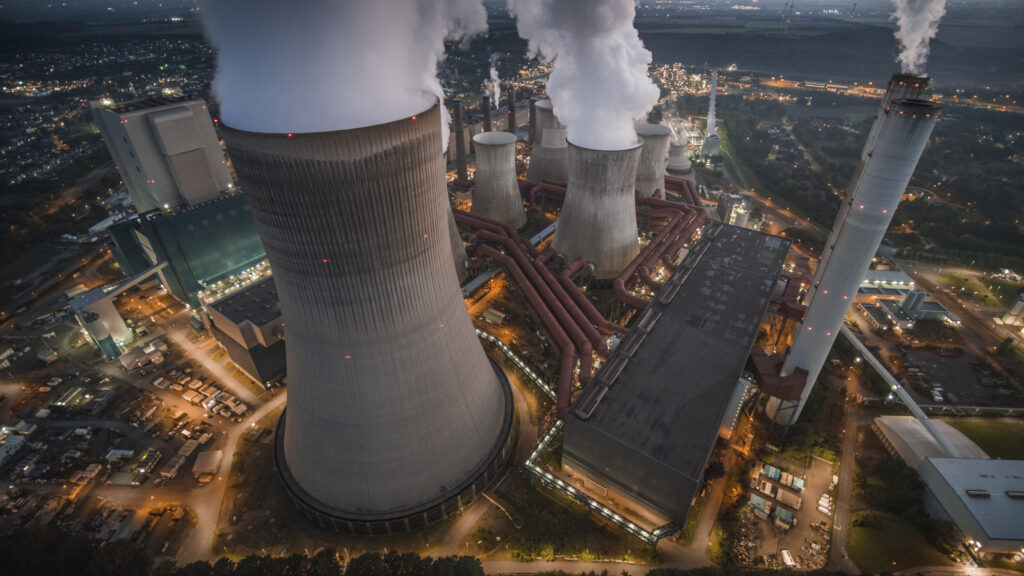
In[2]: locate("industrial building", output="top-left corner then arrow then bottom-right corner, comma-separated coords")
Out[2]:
90,95 -> 233,214
564,223 -> 789,522
716,194 -> 750,228
919,458 -> 1024,556
872,416 -> 988,469
553,142 -> 642,279
1000,292 -> 1024,326
221,101 -> 513,534
204,276 -> 286,386
764,74 -> 941,425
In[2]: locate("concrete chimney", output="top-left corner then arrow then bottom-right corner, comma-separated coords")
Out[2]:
507,85 -> 517,137
635,123 -> 671,198
452,99 -> 468,182
526,99 -> 569,183
770,97 -> 941,425
471,131 -> 527,230
553,141 -> 642,279
529,97 -> 538,145
482,94 -> 493,133
221,101 -> 512,533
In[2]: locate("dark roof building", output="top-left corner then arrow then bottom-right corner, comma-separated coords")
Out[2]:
564,223 -> 789,522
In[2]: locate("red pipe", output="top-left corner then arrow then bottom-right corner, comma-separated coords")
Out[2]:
475,229 -> 595,386
532,253 -> 609,358
559,260 -> 628,336
455,210 -> 537,257
477,244 -> 577,416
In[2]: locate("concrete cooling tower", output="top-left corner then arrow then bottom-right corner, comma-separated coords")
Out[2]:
770,97 -> 940,425
635,123 -> 671,198
221,101 -> 513,534
471,131 -> 527,229
526,99 -> 568,183
666,141 -> 692,175
553,141 -> 642,279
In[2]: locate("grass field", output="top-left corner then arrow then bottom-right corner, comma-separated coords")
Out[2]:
949,419 -> 1024,460
847,511 -> 951,574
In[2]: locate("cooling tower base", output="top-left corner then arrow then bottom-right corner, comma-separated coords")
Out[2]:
273,358 -> 516,535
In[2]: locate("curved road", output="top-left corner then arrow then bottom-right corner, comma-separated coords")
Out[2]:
177,392 -> 287,563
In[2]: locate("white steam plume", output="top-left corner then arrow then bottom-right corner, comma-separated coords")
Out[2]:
508,0 -> 659,151
891,0 -> 947,75
489,63 -> 501,107
199,0 -> 487,138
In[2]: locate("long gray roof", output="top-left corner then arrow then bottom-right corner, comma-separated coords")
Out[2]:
573,223 -> 789,480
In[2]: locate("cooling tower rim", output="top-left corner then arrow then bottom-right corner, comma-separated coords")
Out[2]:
473,131 -> 516,146
635,123 -> 671,137
220,98 -> 440,138
273,358 -> 515,529
567,139 -> 642,154
535,98 -> 553,110
889,72 -> 930,85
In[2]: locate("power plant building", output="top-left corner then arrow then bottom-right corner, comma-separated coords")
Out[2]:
205,276 -> 286,386
564,224 -> 789,522
554,143 -> 642,279
91,95 -> 233,213
221,102 -> 513,534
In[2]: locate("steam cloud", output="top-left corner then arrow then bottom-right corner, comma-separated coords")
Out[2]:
508,0 -> 659,150
891,0 -> 947,75
199,0 -> 487,136
489,64 -> 502,107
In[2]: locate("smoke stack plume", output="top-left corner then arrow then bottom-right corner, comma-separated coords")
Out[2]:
199,0 -> 486,138
489,63 -> 502,105
892,0 -> 947,75
508,0 -> 660,151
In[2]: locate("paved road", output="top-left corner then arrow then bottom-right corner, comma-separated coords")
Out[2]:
164,320 -> 261,405
828,389 -> 861,574
176,391 -> 287,563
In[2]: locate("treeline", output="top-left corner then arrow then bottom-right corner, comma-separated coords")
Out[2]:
0,533 -> 484,576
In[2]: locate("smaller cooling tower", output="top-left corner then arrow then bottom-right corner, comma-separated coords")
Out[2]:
553,141 -> 642,279
635,124 -> 671,198
666,141 -> 692,175
471,131 -> 527,229
526,99 -> 568,183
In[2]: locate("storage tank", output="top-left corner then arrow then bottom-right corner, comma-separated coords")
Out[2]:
635,123 -> 671,198
221,101 -> 513,533
471,131 -> 527,229
770,98 -> 941,425
526,99 -> 568,183
553,141 -> 642,279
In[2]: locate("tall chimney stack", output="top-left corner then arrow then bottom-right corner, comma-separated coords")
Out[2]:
769,95 -> 940,425
452,99 -> 468,182
529,97 -> 538,145
482,94 -> 493,133
507,84 -> 517,137
221,101 -> 513,533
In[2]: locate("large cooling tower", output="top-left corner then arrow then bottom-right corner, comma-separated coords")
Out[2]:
666,140 -> 692,175
635,123 -> 671,198
221,102 -> 513,534
553,141 -> 642,279
526,99 -> 568,183
471,131 -> 527,229
770,98 -> 940,425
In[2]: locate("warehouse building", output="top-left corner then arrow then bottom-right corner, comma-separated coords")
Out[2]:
204,276 -> 285,386
563,224 -> 788,522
